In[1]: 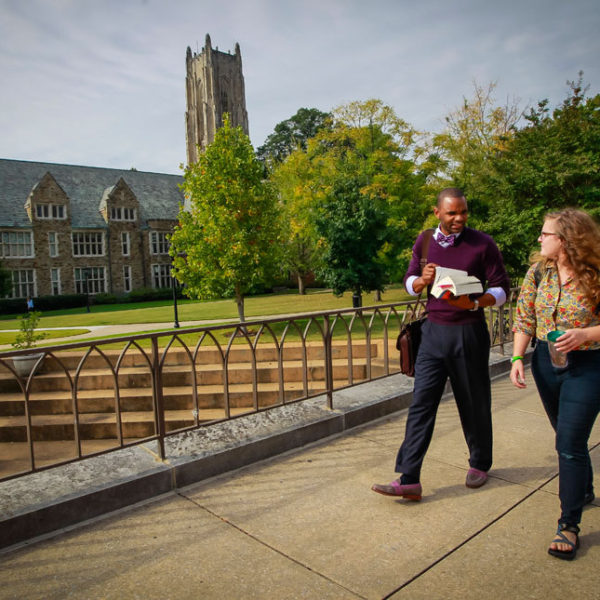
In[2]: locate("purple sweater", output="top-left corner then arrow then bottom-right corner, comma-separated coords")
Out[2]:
404,227 -> 510,325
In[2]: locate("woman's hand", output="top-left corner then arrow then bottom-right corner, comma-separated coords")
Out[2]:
554,328 -> 588,352
510,361 -> 526,388
511,331 -> 532,389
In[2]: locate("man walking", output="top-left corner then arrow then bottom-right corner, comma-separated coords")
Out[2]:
372,188 -> 510,500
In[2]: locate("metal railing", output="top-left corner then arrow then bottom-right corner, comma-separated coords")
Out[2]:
0,291 -> 518,483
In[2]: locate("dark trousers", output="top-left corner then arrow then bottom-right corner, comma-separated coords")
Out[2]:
395,319 -> 492,479
531,343 -> 600,527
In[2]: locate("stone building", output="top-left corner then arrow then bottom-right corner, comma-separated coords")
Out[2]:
185,34 -> 249,164
0,159 -> 184,299
0,35 -> 249,300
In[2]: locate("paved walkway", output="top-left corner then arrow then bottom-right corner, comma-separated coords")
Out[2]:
0,367 -> 599,599
0,320 -> 238,351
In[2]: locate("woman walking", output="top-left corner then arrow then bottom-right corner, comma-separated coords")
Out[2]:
510,208 -> 600,560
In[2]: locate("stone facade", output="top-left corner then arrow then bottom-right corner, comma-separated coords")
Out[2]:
185,34 -> 249,164
0,159 -> 184,299
1,37 -> 249,301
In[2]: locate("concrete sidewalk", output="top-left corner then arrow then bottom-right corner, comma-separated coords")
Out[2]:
0,320 -> 237,350
1,367 -> 599,599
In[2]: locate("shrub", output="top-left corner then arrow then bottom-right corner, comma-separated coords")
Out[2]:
35,294 -> 88,311
93,293 -> 119,305
127,287 -> 175,302
11,311 -> 48,349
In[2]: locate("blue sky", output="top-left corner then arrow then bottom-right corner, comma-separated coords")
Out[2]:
0,0 -> 598,174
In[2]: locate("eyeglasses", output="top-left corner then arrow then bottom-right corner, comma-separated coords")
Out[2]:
540,231 -> 559,239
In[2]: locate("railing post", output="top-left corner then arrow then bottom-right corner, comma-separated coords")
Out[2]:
151,336 -> 166,460
498,307 -> 506,355
324,314 -> 333,410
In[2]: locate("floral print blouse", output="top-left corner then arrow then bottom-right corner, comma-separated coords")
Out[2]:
514,262 -> 600,350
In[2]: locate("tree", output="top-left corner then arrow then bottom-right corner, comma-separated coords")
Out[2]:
256,107 -> 331,166
323,100 -> 429,288
332,98 -> 418,152
480,74 -> 600,277
269,149 -> 323,294
428,81 -> 522,214
315,174 -> 388,301
275,100 -> 427,301
170,116 -> 283,323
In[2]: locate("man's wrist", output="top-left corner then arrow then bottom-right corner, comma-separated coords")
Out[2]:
413,277 -> 427,294
469,299 -> 479,311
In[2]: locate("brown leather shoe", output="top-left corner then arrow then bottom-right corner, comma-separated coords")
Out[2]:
371,480 -> 422,500
465,468 -> 488,488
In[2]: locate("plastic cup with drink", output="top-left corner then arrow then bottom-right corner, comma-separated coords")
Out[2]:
547,330 -> 568,368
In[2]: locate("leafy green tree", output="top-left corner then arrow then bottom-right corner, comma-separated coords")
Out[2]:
273,100 -> 428,302
256,107 -> 331,166
332,98 -> 418,152
324,100 -> 429,287
480,74 -> 600,277
315,175 -> 388,301
269,149 -> 323,294
170,116 -> 283,323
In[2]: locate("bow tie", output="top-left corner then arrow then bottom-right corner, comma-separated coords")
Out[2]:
436,232 -> 457,247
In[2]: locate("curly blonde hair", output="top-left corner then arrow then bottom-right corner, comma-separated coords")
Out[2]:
536,208 -> 600,307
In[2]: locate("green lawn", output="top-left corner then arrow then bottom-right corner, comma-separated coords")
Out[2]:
0,286 -> 412,346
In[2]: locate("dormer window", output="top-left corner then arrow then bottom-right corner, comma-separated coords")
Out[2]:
36,204 -> 65,219
110,207 -> 136,221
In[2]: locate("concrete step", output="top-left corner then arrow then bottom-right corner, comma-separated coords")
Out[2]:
0,379 -> 356,441
0,361 -> 367,410
0,408 -> 257,441
12,341 -> 378,371
0,358 -> 370,393
0,378 -> 347,414
0,340 -> 385,443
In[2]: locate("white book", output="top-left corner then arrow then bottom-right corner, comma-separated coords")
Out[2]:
431,267 -> 483,298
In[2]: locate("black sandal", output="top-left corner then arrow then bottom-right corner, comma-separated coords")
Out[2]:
548,523 -> 580,561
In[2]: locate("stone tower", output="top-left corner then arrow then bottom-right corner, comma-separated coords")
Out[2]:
185,34 -> 249,165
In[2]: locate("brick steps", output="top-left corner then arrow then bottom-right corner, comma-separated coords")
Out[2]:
0,360 -> 368,393
27,343 -> 369,371
0,407 -> 257,442
0,341 -> 384,442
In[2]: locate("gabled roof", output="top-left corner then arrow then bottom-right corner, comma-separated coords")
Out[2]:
0,159 -> 184,228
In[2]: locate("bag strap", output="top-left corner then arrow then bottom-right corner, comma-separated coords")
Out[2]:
408,229 -> 435,322
419,229 -> 435,274
533,262 -> 543,288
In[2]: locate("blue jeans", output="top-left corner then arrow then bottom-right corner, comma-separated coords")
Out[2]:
531,342 -> 600,527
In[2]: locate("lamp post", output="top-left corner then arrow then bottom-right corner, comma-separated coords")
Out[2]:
171,252 -> 186,329
172,271 -> 180,328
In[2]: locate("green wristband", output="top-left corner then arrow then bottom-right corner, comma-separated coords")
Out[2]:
511,356 -> 523,364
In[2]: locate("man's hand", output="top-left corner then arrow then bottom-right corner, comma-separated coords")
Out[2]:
442,293 -> 475,310
421,263 -> 438,285
412,263 -> 438,294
